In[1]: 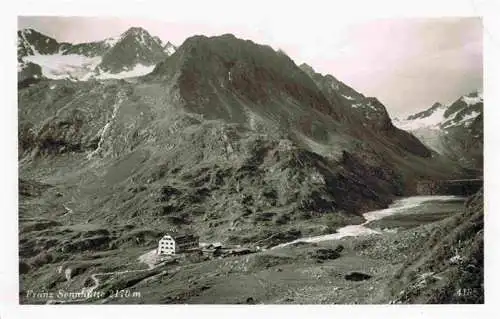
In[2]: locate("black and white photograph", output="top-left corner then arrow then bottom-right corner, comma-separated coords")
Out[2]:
2,0 -> 499,317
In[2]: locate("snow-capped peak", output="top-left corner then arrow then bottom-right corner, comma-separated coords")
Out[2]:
18,28 -> 46,56
394,90 -> 483,131
153,36 -> 163,47
123,27 -> 149,36
164,41 -> 176,56
20,28 -> 33,35
104,36 -> 121,47
18,26 -> 175,81
461,90 -> 483,106
395,105 -> 446,131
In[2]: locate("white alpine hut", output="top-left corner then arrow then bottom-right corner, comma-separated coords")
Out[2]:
157,233 -> 199,255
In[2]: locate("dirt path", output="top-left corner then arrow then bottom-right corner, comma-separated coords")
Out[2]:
46,249 -> 161,304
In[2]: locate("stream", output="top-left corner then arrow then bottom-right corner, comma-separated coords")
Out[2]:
272,195 -> 465,249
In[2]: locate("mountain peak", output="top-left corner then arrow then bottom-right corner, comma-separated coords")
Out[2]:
123,26 -> 149,36
17,28 -> 59,58
153,36 -> 163,46
463,89 -> 483,101
180,33 -> 241,49
97,27 -> 167,74
18,27 -> 50,39
19,28 -> 34,34
119,27 -> 155,42
18,28 -> 46,36
299,63 -> 316,76
164,41 -> 176,56
405,102 -> 444,121
149,32 -> 341,122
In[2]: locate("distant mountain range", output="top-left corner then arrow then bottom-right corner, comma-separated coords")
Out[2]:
18,26 -> 482,174
394,91 -> 483,172
17,27 -> 177,82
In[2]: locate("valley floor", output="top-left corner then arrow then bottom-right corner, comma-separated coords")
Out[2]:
20,196 -> 483,304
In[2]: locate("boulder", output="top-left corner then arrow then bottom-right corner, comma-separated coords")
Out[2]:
344,271 -> 372,281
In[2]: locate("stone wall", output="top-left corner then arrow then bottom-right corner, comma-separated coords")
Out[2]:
416,181 -> 439,195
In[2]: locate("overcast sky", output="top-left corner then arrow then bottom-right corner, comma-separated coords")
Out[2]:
18,16 -> 482,118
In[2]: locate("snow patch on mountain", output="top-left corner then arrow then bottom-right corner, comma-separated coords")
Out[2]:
87,91 -> 127,159
19,30 -> 40,55
22,54 -> 102,80
366,101 -> 380,112
395,106 -> 447,131
95,64 -> 155,79
462,92 -> 483,106
20,52 -> 154,80
104,36 -> 121,47
164,42 -> 176,56
442,111 -> 481,129
18,27 -> 175,81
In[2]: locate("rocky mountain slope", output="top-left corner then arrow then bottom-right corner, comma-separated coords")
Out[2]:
19,33 -> 467,244
389,188 -> 483,303
298,63 -> 432,158
17,27 -> 176,82
394,91 -> 483,173
17,28 -> 60,58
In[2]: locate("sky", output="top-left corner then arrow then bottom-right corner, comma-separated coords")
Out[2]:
18,16 -> 482,118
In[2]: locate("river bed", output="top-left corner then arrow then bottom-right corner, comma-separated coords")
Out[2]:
272,195 -> 466,249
